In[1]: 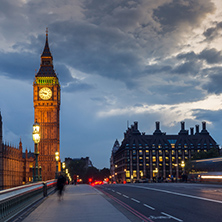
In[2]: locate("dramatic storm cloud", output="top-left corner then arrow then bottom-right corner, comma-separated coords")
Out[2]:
0,0 -> 222,168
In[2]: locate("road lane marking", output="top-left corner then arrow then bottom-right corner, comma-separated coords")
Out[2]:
112,190 -> 115,192
161,212 -> 183,222
117,192 -> 122,195
127,185 -> 222,204
131,198 -> 140,203
123,194 -> 129,198
144,204 -> 155,210
98,188 -> 154,222
150,215 -> 170,220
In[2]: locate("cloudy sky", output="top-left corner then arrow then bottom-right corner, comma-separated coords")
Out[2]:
0,0 -> 222,169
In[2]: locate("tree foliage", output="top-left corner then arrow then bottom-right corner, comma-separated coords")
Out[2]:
191,148 -> 220,160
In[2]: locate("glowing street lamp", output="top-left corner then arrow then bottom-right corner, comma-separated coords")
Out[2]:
181,161 -> 185,174
32,120 -> 41,182
55,151 -> 59,179
62,162 -> 66,173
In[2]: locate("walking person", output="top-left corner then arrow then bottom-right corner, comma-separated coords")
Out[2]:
56,172 -> 66,200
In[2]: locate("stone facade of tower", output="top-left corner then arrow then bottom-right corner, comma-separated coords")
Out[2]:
33,31 -> 60,181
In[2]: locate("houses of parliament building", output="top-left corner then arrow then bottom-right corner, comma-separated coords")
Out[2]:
0,30 -> 61,190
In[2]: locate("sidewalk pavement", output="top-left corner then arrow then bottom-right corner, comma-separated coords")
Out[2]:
23,184 -> 131,222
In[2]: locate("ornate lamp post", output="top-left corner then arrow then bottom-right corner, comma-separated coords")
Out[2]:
32,120 -> 41,182
55,151 -> 59,179
62,162 -> 66,174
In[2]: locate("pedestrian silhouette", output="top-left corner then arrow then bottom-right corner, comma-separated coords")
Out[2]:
56,172 -> 66,200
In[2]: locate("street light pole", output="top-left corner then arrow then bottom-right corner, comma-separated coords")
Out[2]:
55,151 -> 59,179
62,162 -> 66,174
32,120 -> 41,182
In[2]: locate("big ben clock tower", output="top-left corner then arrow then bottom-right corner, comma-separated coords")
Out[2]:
33,29 -> 60,180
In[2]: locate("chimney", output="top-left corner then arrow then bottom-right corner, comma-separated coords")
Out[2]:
153,121 -> 162,135
134,121 -> 138,130
156,121 -> 160,130
195,125 -> 199,134
181,121 -> 185,130
202,121 -> 206,130
190,127 -> 194,135
201,121 -> 209,135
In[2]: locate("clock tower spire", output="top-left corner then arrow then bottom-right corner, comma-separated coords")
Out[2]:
33,29 -> 61,181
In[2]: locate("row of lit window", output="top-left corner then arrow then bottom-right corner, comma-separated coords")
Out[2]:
131,149 -> 207,156
128,143 -> 213,149
132,156 -> 188,162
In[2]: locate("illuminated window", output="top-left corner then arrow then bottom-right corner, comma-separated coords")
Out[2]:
171,144 -> 175,148
172,150 -> 175,155
146,164 -> 149,166
126,171 -> 130,178
158,144 -> 162,149
139,150 -> 143,155
133,170 -> 137,177
146,157 -> 149,159
165,157 -> 169,160
139,157 -> 143,159
152,156 -> 156,162
159,150 -> 162,155
146,150 -> 149,154
159,156 -> 163,162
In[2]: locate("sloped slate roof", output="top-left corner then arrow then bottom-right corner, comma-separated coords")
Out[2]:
36,66 -> 57,77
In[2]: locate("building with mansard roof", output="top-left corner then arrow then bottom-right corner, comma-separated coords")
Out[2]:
111,121 -> 219,183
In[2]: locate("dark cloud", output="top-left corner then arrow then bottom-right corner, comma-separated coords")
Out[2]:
203,21 -> 222,41
148,83 -> 204,104
144,64 -> 172,74
176,51 -> 197,61
198,48 -> 222,64
172,61 -> 201,75
193,109 -> 222,123
176,48 -> 222,65
153,0 -> 215,33
49,20 -> 144,82
62,80 -> 94,93
0,52 -> 38,82
202,67 -> 222,94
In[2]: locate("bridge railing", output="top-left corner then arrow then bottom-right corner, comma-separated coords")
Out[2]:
0,180 -> 56,222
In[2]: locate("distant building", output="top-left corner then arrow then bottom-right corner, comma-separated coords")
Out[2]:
65,157 -> 93,169
111,121 -> 219,183
0,113 -> 34,190
110,139 -> 120,182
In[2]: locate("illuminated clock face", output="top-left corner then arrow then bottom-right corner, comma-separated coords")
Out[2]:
39,87 -> 52,100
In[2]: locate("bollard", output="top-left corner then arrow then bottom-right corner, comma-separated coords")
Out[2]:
43,183 -> 47,197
